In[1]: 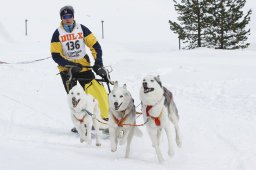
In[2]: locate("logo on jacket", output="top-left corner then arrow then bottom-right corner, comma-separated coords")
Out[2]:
60,32 -> 83,42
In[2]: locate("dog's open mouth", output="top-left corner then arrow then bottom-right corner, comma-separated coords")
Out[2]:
72,97 -> 80,108
143,87 -> 154,93
114,103 -> 123,110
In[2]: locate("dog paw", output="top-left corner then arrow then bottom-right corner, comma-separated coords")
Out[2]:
111,149 -> 117,152
111,146 -> 117,152
176,138 -> 182,148
96,143 -> 101,147
119,140 -> 125,145
157,154 -> 164,163
168,150 -> 175,157
87,139 -> 92,145
158,158 -> 164,164
80,138 -> 85,143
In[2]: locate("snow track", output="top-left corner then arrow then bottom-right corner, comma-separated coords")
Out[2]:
1,49 -> 256,169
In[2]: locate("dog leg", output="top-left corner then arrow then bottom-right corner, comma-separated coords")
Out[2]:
125,127 -> 134,158
149,129 -> 164,163
174,123 -> 182,148
71,116 -> 86,143
171,114 -> 182,148
157,129 -> 162,146
169,106 -> 182,148
109,127 -> 117,152
77,124 -> 86,143
85,119 -> 92,145
120,129 -> 129,146
164,125 -> 175,157
92,118 -> 101,146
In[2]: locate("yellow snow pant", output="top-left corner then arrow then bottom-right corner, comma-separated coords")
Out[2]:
84,79 -> 109,119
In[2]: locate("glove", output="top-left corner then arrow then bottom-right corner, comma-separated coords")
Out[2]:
92,64 -> 101,74
97,67 -> 108,78
93,65 -> 108,81
71,63 -> 82,74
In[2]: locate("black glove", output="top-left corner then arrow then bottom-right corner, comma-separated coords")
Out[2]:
92,64 -> 101,74
71,63 -> 82,74
97,67 -> 108,77
93,65 -> 108,81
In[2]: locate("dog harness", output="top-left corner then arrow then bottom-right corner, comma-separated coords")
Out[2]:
112,112 -> 129,127
145,96 -> 164,126
73,114 -> 86,123
146,106 -> 163,126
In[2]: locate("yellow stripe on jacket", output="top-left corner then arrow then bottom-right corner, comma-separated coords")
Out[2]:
84,33 -> 98,60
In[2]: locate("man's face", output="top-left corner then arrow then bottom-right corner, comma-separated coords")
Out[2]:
62,14 -> 74,26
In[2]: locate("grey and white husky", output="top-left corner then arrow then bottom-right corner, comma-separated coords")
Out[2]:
140,75 -> 182,162
108,82 -> 142,158
68,84 -> 101,146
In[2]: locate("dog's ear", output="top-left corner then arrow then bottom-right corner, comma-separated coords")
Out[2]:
124,92 -> 129,96
154,75 -> 162,87
123,83 -> 127,89
156,75 -> 161,81
113,81 -> 119,89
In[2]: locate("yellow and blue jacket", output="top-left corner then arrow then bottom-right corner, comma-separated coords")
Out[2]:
50,21 -> 102,72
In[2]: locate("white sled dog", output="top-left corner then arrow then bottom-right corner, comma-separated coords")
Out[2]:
140,75 -> 182,162
108,82 -> 142,158
68,84 -> 101,146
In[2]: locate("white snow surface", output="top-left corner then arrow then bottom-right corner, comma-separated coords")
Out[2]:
0,0 -> 256,170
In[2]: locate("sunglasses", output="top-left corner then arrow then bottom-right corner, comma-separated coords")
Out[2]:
62,14 -> 73,20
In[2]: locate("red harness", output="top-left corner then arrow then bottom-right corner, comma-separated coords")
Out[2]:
145,96 -> 164,126
73,115 -> 86,124
112,113 -> 129,127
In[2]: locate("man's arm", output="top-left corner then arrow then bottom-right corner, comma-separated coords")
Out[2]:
81,24 -> 103,67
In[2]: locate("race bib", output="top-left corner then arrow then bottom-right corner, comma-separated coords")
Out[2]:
58,24 -> 86,59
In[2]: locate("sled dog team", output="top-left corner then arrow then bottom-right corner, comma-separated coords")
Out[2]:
68,75 -> 182,162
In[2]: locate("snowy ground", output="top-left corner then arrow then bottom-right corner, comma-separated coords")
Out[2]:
1,46 -> 256,170
1,0 -> 256,170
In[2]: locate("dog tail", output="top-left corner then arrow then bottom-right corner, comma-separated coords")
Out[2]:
134,127 -> 143,137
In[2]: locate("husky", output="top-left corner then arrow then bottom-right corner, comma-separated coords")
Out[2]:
68,84 -> 101,146
140,75 -> 182,162
108,82 -> 142,158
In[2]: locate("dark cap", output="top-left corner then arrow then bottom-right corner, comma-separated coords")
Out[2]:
60,5 -> 74,19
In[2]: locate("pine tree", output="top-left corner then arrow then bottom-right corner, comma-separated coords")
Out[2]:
169,0 -> 209,49
205,0 -> 251,49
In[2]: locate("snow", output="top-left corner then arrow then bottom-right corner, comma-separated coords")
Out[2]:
0,0 -> 256,170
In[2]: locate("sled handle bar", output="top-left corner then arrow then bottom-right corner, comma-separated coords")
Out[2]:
65,65 -> 114,84
64,65 -> 114,93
